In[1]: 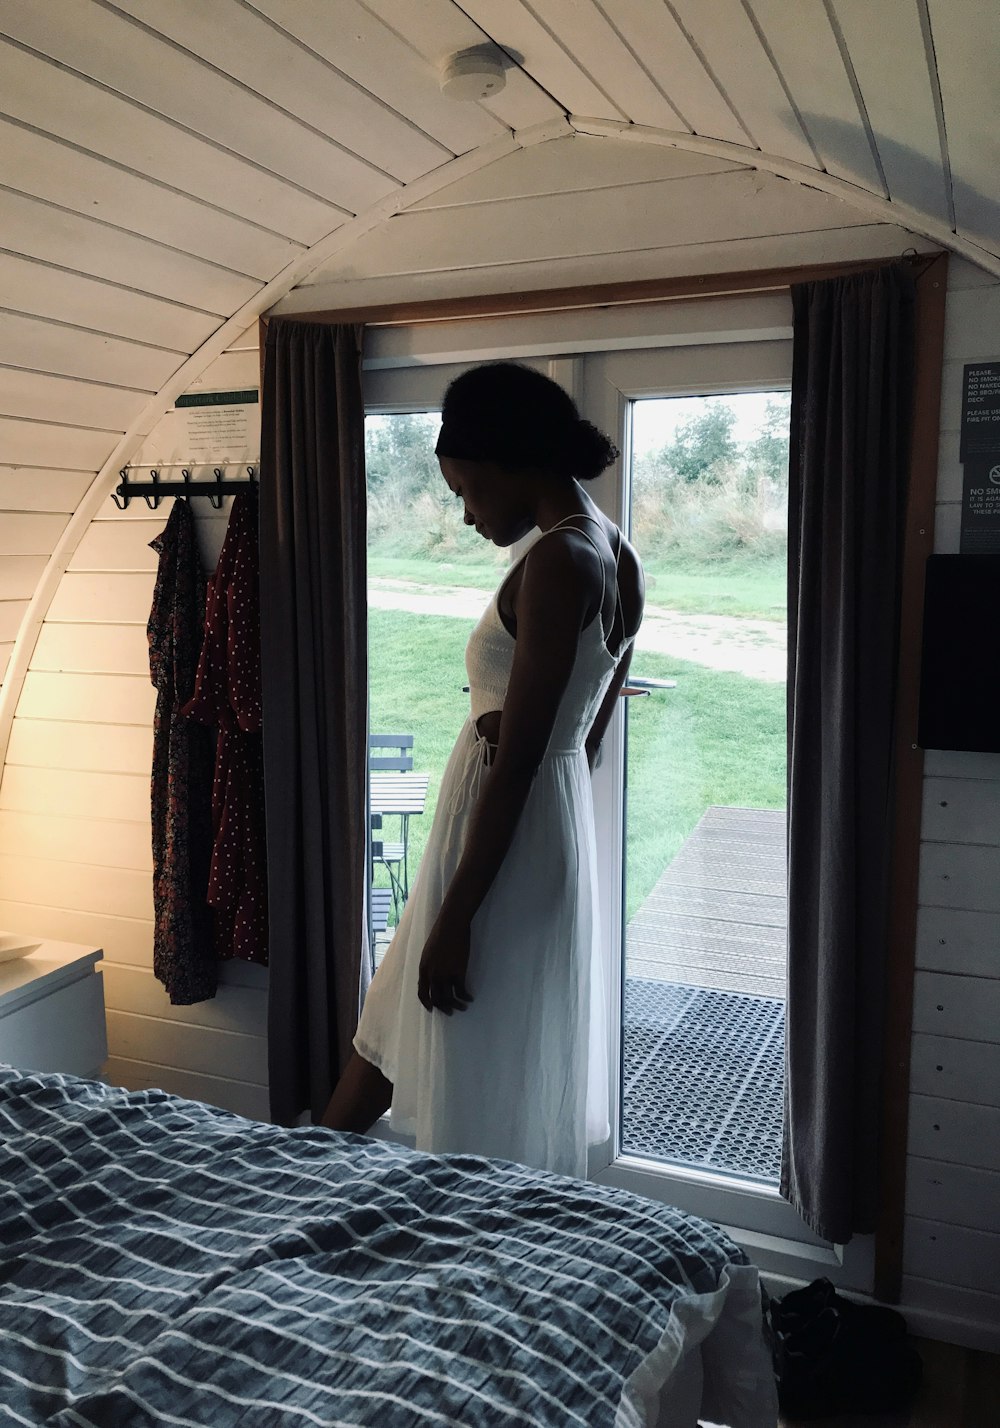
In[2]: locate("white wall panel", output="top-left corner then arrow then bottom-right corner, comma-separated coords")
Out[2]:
14,671 -> 155,725
104,1055 -> 269,1120
908,1095 -> 1000,1173
6,718 -> 150,774
912,972 -> 1000,1047
104,1010 -> 266,1086
0,853 -> 152,921
909,1032 -> 1000,1105
0,515 -> 68,556
916,905 -> 1000,979
47,574 -> 156,625
906,1157 -> 1000,1235
0,32 -> 342,244
0,604 -> 27,644
103,964 -> 266,1038
903,1219 -> 1000,1296
0,189 -> 256,313
921,777 -> 1000,845
918,842 -> 1000,913
30,626 -> 149,679
0,418 -> 115,474
0,810 -> 151,872
0,468 -> 94,514
0,369 -> 143,432
0,116 -> 304,279
0,558 -> 47,601
0,898 -> 152,970
69,523 -> 162,573
0,311 -> 174,392
0,764 -> 149,823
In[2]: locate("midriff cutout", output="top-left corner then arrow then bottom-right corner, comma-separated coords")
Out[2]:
475,710 -> 502,764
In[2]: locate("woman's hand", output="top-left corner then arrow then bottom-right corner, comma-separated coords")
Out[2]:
417,911 -> 474,1015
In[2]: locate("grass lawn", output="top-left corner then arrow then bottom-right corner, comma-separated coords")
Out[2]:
368,608 -> 785,927
369,550 -> 787,620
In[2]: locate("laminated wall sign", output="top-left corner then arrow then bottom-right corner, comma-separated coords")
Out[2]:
959,364 -> 1000,553
132,389 -> 261,476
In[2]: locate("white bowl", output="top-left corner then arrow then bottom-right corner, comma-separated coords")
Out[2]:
0,933 -> 42,964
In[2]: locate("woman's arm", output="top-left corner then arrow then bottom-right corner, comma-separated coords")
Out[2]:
417,534 -> 598,1013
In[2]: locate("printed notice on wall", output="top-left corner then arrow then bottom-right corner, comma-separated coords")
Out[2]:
960,456 -> 1000,552
960,362 -> 1000,461
132,389 -> 260,474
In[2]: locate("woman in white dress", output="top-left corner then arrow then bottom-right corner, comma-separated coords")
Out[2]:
322,362 -> 644,1178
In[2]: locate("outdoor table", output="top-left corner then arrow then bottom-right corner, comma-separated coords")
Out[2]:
369,770 -> 430,909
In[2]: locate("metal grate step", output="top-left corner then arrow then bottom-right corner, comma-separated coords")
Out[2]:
622,978 -> 785,1184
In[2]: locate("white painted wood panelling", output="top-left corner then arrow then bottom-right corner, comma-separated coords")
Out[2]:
105,1010 -> 266,1085
0,853 -> 152,921
0,188 -> 258,312
113,0 -> 453,181
0,311 -> 175,392
746,0 -> 884,194
0,469 -> 93,514
664,0 -> 818,164
0,116 -> 306,279
359,0 -> 567,132
0,515 -> 69,556
586,0 -> 749,144
0,605 -> 26,645
0,33 -> 343,243
251,0 -> 511,154
30,627 -> 150,679
0,558 -> 46,601
0,810 -> 151,873
0,370 -> 143,433
902,261 -> 1000,1344
6,718 -> 150,773
0,417 -> 115,473
462,0 -> 683,130
832,0 -> 951,230
105,1056 -> 269,1120
925,0 -> 1000,250
47,574 -> 156,625
0,764 -> 150,824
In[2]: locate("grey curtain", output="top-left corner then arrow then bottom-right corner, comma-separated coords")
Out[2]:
259,319 -> 370,1127
783,264 -> 916,1243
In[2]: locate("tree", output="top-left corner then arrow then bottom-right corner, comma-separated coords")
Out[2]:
664,403 -> 739,485
364,412 -> 441,502
743,396 -> 791,489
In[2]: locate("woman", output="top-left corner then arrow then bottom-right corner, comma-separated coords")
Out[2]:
322,362 -> 644,1178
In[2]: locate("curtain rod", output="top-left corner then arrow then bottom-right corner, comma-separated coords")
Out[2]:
111,465 -> 258,511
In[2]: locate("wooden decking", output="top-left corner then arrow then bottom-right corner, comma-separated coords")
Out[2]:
626,805 -> 787,1000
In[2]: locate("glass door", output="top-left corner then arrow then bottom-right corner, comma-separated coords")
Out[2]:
583,343 -> 844,1255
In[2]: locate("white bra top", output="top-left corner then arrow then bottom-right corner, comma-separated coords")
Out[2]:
464,514 -> 631,752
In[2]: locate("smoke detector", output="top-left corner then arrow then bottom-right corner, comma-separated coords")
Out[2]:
440,47 -> 506,101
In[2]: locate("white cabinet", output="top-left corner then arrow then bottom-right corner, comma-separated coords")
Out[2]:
0,941 -> 106,1078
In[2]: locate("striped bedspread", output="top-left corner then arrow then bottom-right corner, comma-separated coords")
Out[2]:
0,1068 -> 777,1427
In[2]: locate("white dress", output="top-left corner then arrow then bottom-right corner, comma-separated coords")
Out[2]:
354,515 -> 630,1178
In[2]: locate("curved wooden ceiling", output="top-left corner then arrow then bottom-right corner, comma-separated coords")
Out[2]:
0,0 -> 997,727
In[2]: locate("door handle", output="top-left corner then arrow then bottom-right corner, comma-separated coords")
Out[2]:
620,676 -> 677,696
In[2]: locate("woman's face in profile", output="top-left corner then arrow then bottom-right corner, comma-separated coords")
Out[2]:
439,457 -> 533,548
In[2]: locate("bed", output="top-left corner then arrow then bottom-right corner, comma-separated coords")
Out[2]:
0,1066 -> 778,1427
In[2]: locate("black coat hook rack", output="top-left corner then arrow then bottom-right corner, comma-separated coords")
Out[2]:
111,464 -> 258,511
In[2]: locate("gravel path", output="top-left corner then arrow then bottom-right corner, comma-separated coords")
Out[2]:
369,578 -> 786,682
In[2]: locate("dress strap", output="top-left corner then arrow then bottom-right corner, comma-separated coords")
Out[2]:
534,516 -> 614,639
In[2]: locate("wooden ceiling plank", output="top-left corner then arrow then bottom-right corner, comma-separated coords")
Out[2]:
493,0 -> 687,129
360,0 -> 564,130
746,0 -> 885,195
328,168 -> 871,278
595,0 -> 749,144
0,190 -> 258,313
0,558 -> 48,603
0,312 -> 177,392
409,135 -> 743,210
925,0 -> 1000,250
457,0 -> 627,119
666,0 -> 818,166
832,0 -> 951,229
0,37 -> 342,244
0,253 -> 218,353
0,0 -> 397,213
0,418 -> 115,474
0,370 -> 146,432
0,515 -> 71,558
0,120 -> 304,281
0,469 -> 95,515
110,0 -> 452,181
248,0 -> 508,154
